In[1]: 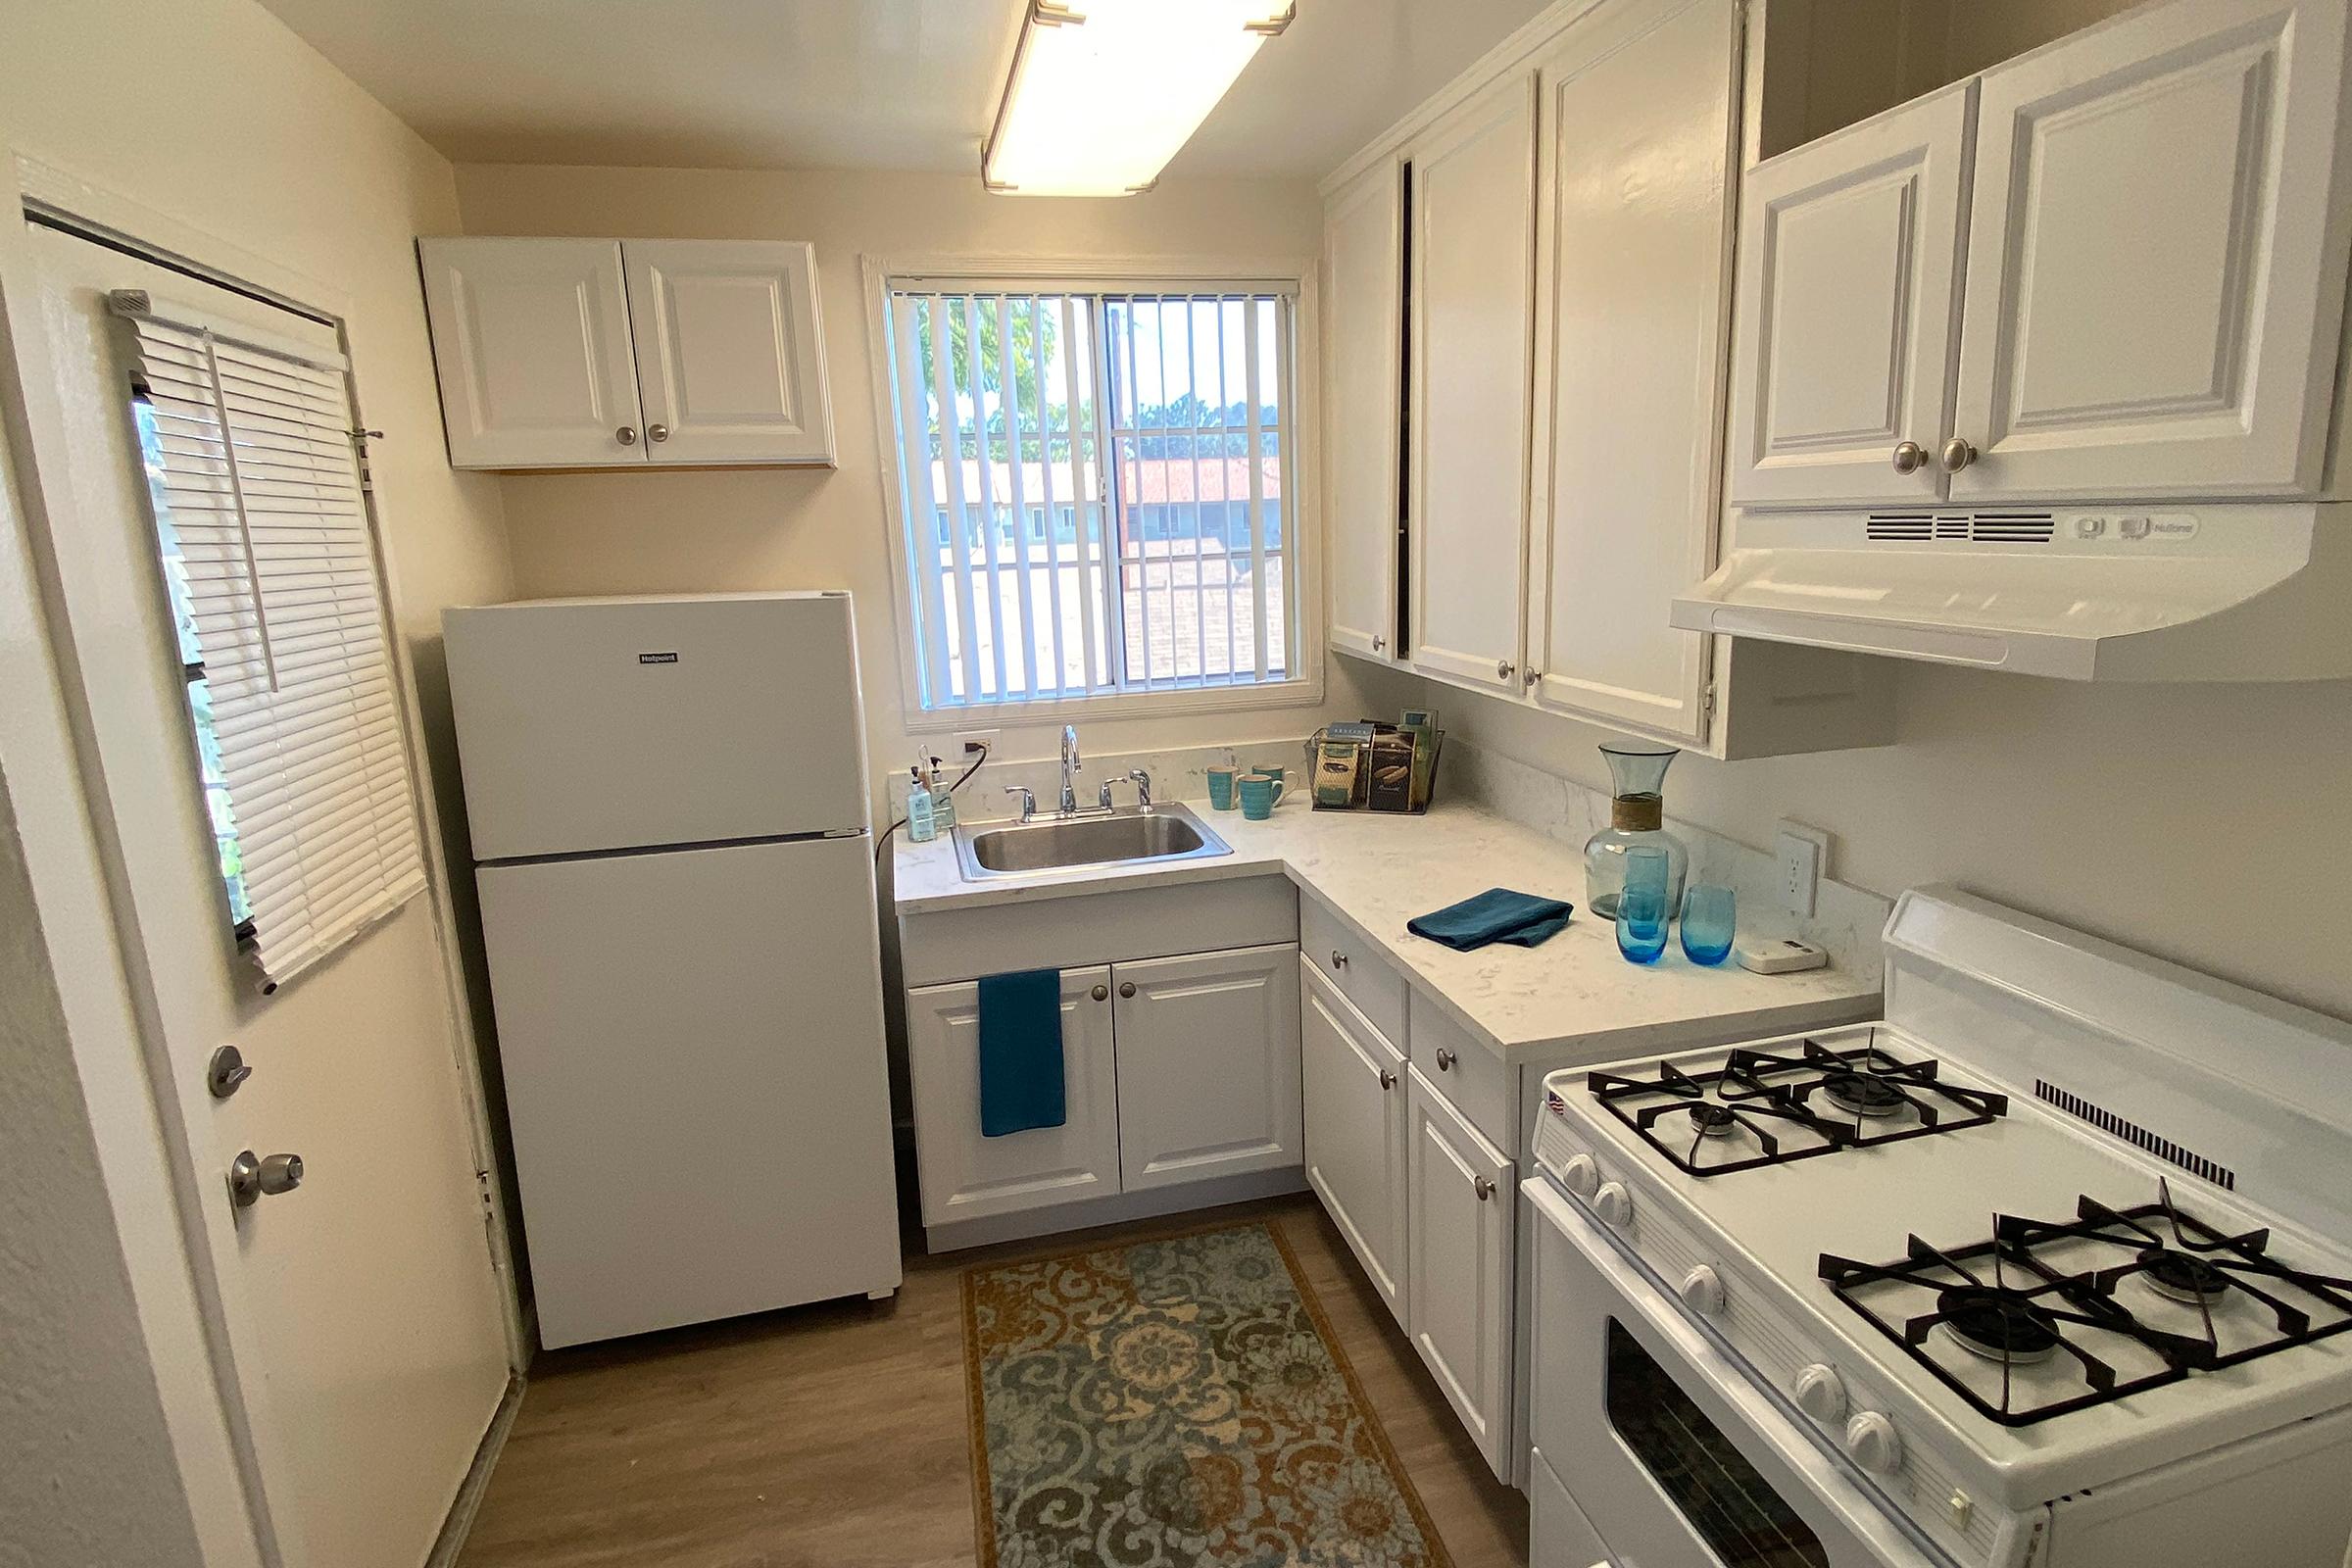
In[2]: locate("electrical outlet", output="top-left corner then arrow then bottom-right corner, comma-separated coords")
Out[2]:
1777,820 -> 1829,919
955,729 -> 1000,759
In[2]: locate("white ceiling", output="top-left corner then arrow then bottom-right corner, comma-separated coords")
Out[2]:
254,0 -> 1558,181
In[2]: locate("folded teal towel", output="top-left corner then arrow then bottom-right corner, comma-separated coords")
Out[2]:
977,968 -> 1067,1137
1407,888 -> 1574,952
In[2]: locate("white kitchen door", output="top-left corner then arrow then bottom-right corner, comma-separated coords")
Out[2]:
25,227 -> 512,1568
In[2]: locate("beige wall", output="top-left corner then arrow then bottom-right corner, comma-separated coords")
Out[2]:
1433,665 -> 2352,1021
451,164 -> 1389,791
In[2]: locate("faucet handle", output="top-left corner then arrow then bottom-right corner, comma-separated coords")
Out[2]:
1126,768 -> 1153,808
1003,785 -> 1037,821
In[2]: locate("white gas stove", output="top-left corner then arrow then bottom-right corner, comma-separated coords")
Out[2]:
1525,887 -> 2352,1568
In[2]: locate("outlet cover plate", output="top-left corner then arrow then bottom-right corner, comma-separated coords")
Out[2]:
1777,820 -> 1829,919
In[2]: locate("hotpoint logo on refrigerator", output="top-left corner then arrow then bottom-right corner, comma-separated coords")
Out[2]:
637,652 -> 680,665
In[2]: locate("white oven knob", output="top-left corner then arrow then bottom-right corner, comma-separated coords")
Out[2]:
1558,1153 -> 1600,1198
1679,1265 -> 1725,1316
1792,1363 -> 1846,1424
1592,1181 -> 1634,1228
1844,1411 -> 1902,1475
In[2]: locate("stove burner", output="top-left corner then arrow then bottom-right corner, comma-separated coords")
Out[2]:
2139,1247 -> 2232,1305
1936,1286 -> 2063,1364
1822,1070 -> 1908,1118
1688,1102 -> 1739,1138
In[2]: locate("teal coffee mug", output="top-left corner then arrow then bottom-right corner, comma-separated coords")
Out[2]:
1239,771 -> 1287,820
1206,764 -> 1240,810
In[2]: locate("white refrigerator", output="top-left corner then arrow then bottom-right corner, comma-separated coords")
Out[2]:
445,591 -> 902,1348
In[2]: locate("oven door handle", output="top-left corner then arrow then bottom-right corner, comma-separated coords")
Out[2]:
1526,1178 -> 1960,1568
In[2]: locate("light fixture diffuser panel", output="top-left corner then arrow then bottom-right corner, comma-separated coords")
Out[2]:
984,1 -> 1293,196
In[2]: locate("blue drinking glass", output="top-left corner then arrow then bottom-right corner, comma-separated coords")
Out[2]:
1681,883 -> 1737,965
1616,846 -> 1671,964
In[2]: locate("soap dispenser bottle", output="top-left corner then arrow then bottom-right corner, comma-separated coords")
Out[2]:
925,756 -> 956,831
905,766 -> 937,843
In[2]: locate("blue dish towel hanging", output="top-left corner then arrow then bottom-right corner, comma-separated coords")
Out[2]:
977,967 -> 1067,1137
1406,888 -> 1575,952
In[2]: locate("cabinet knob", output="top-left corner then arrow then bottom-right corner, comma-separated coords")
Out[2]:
1522,668 -> 1540,690
1890,440 -> 1927,474
1371,634 -> 1386,653
1435,1048 -> 1456,1072
1378,1068 -> 1396,1091
1940,436 -> 1978,473
1475,1176 -> 1495,1201
1118,981 -> 1137,999
647,422 -> 669,443
1330,949 -> 1348,969
1091,983 -> 1108,1002
1496,660 -> 1514,680
614,424 -> 639,445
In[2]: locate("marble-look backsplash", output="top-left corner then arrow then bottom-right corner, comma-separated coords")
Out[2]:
888,729 -> 1889,977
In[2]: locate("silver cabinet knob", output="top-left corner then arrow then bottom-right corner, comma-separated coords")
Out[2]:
1475,1176 -> 1496,1201
1118,981 -> 1137,999
647,423 -> 669,443
1091,983 -> 1109,1002
1435,1048 -> 1457,1072
1522,668 -> 1541,689
1371,634 -> 1386,653
614,425 -> 639,445
207,1044 -> 252,1100
1940,436 -> 1978,472
1330,949 -> 1348,969
1496,660 -> 1514,680
227,1150 -> 305,1209
1378,1068 -> 1396,1091
1891,440 -> 1927,474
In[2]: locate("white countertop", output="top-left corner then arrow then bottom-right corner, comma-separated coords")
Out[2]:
893,798 -> 1882,1066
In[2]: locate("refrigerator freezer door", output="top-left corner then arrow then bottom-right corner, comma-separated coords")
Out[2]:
477,834 -> 900,1348
447,592 -> 870,858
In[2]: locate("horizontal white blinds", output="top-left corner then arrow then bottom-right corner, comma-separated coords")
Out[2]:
118,298 -> 425,989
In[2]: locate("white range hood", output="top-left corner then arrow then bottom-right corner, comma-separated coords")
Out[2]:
1671,502 -> 2352,680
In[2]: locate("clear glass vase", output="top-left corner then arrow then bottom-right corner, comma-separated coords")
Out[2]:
1583,744 -> 1689,921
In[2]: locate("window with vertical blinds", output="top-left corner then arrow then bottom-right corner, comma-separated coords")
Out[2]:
880,279 -> 1300,712
115,291 -> 425,991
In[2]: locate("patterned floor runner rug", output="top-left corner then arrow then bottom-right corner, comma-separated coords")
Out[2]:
962,1220 -> 1451,1567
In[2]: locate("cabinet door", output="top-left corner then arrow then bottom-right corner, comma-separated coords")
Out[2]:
1525,0 -> 1738,743
417,237 -> 645,468
905,966 -> 1120,1227
1408,74 -> 1538,694
1405,1064 -> 1515,1479
1112,944 -> 1301,1192
1299,960 -> 1408,1325
1723,85 -> 1975,508
1949,0 -> 2352,501
623,240 -> 837,466
1323,158 -> 1405,661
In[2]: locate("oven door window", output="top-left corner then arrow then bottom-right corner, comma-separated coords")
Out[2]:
1606,1320 -> 1831,1567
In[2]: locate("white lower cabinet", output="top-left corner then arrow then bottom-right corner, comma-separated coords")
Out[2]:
1113,944 -> 1302,1192
1406,1063 -> 1517,1480
905,965 -> 1121,1227
1300,960 -> 1409,1323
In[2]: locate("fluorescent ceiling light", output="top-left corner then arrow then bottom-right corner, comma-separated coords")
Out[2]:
984,1 -> 1295,196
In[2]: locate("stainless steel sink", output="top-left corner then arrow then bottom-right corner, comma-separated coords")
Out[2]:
954,802 -> 1232,881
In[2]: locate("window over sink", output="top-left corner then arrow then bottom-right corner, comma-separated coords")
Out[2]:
876,273 -> 1305,720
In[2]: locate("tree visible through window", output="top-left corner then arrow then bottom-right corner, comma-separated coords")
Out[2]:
882,282 -> 1298,710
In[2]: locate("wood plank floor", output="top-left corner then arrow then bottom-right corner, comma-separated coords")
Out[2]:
458,1194 -> 1528,1568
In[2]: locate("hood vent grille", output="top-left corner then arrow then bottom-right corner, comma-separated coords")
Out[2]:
1866,512 -> 2055,544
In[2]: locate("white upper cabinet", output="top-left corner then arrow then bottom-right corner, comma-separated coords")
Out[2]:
419,236 -> 836,469
418,237 -> 645,468
623,240 -> 834,466
1322,158 -> 1405,660
1723,86 -> 1975,509
1525,0 -> 1740,743
1408,74 -> 1539,695
1949,0 -> 2352,501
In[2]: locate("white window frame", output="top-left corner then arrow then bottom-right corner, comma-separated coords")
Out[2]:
860,254 -> 1325,733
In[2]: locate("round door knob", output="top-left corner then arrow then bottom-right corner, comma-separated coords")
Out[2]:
1940,436 -> 1978,473
1891,440 -> 1927,474
1435,1048 -> 1457,1072
1793,1362 -> 1846,1424
1475,1176 -> 1496,1201
1845,1410 -> 1903,1475
1091,983 -> 1109,1002
1378,1068 -> 1396,1091
1679,1264 -> 1725,1316
1592,1181 -> 1634,1228
614,425 -> 639,445
1118,981 -> 1137,999
226,1150 -> 305,1209
647,423 -> 669,443
1557,1152 -> 1600,1199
